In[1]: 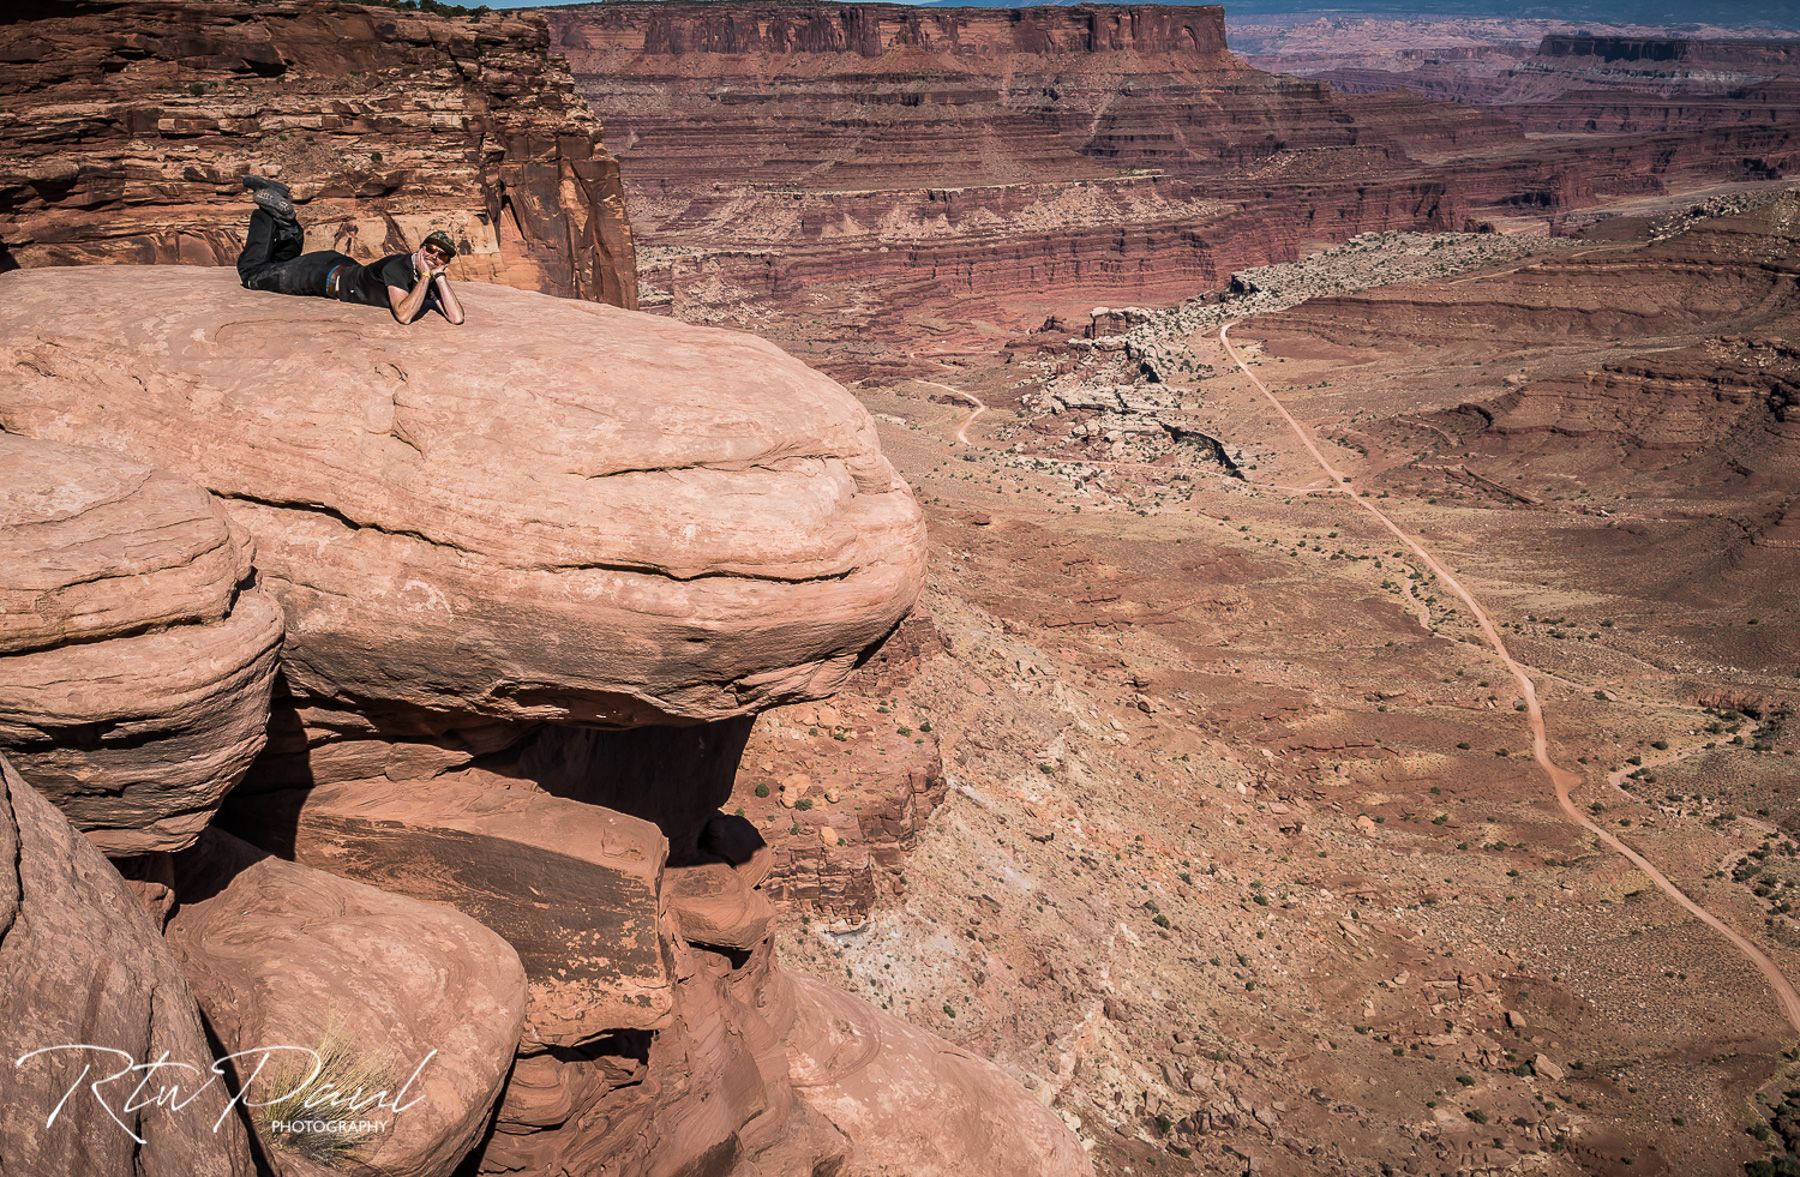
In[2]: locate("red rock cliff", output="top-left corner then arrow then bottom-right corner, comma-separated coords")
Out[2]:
561,1 -> 1231,57
0,0 -> 636,308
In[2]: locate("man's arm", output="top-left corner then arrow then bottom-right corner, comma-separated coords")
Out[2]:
388,276 -> 434,325
433,273 -> 465,325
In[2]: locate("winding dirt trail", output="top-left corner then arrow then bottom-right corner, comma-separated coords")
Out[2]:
911,378 -> 988,446
1219,321 -> 1800,1035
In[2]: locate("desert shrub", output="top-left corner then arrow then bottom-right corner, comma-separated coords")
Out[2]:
253,1024 -> 391,1164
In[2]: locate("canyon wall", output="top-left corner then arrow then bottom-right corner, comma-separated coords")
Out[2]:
1535,33 -> 1800,67
549,2 -> 1526,368
0,0 -> 636,307
1258,29 -> 1800,140
549,3 -> 1794,375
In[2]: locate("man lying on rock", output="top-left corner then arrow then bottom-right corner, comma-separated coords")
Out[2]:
234,175 -> 465,326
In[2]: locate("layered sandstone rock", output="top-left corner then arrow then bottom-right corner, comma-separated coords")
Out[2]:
0,755 -> 256,1174
0,266 -> 926,726
479,931 -> 855,1176
166,829 -> 529,1177
547,3 -> 1797,378
665,861 -> 777,951
0,433 -> 282,854
236,775 -> 674,1049
0,0 -> 635,307
548,2 -> 1533,369
1255,28 -> 1800,166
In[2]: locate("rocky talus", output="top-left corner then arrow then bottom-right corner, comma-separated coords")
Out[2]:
0,0 -> 636,308
0,269 -> 1089,1176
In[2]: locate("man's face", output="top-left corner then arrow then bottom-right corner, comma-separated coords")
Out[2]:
421,244 -> 452,269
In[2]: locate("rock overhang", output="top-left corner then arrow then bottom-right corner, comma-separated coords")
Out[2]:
0,266 -> 927,726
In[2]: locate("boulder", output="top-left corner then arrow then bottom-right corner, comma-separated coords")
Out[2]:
785,974 -> 1093,1177
665,861 -> 776,951
0,433 -> 282,853
0,266 -> 927,727
166,829 -> 529,1177
0,755 -> 256,1174
232,773 -> 672,1048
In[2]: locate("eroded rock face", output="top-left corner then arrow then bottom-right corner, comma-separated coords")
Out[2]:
0,0 -> 635,308
785,974 -> 1094,1176
0,755 -> 256,1175
665,861 -> 776,951
234,774 -> 673,1049
0,266 -> 927,727
224,762 -> 855,1174
166,829 -> 529,1177
0,433 -> 282,854
481,935 -> 854,1176
732,610 -> 948,922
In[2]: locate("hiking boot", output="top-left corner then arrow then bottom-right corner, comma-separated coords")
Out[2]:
251,187 -> 296,221
242,173 -> 292,197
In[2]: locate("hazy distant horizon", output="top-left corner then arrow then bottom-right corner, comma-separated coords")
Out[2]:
462,0 -> 1800,31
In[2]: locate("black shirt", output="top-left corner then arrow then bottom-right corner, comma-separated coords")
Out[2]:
335,253 -> 436,312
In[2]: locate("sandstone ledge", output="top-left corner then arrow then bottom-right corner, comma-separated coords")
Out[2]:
0,266 -> 927,726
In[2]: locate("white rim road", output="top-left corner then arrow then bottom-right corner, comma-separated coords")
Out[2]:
1219,320 -> 1800,1035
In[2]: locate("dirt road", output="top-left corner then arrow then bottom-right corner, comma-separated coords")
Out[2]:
1219,321 -> 1800,1035
910,378 -> 988,446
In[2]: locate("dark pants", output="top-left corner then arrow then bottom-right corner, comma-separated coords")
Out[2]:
236,208 -> 351,297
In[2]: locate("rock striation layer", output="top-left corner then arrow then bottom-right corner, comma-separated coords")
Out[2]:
0,433 -> 283,854
549,2 -> 1535,369
1256,29 -> 1800,162
0,266 -> 926,727
0,0 -> 635,307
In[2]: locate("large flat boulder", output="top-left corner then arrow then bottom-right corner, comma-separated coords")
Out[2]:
0,755 -> 256,1174
0,266 -> 927,726
0,433 -> 282,854
166,829 -> 529,1177
231,773 -> 673,1048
